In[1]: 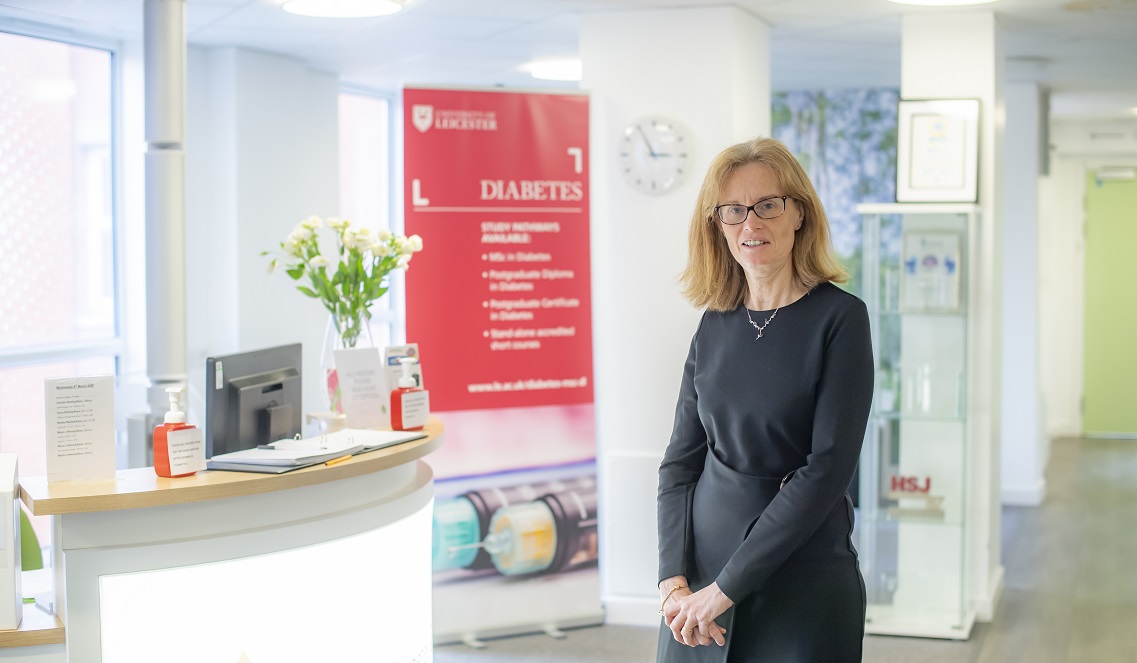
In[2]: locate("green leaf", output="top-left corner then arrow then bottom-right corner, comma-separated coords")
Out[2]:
296,286 -> 319,298
315,275 -> 337,302
286,267 -> 305,280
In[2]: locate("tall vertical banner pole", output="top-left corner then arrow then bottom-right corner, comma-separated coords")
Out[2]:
403,88 -> 601,643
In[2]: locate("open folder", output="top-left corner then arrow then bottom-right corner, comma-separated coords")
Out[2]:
206,428 -> 428,471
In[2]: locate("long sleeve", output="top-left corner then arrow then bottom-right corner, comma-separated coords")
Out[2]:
714,297 -> 873,602
657,318 -> 709,585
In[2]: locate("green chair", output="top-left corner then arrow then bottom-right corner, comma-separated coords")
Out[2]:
19,508 -> 42,572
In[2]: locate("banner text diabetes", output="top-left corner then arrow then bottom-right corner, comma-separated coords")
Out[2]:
480,179 -> 584,202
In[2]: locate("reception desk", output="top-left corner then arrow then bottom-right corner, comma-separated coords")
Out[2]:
13,420 -> 442,663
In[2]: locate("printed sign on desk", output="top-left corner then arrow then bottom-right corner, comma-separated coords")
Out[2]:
334,347 -> 389,429
45,375 -> 116,483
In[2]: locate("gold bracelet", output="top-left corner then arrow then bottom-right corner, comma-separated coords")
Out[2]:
658,583 -> 688,614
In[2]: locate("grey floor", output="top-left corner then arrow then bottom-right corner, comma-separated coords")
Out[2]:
435,437 -> 1137,662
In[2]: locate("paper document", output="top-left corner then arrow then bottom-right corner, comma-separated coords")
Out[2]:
45,375 -> 116,482
208,428 -> 427,467
205,460 -> 320,474
267,428 -> 425,452
210,433 -> 362,466
348,428 -> 428,452
275,428 -> 427,453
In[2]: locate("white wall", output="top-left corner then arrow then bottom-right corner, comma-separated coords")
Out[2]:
184,47 -> 339,423
1039,118 -> 1137,439
581,6 -> 770,626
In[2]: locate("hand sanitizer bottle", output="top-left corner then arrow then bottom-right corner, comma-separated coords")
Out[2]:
153,387 -> 202,478
390,357 -> 429,431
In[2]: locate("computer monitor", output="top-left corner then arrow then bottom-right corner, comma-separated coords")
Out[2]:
204,344 -> 302,458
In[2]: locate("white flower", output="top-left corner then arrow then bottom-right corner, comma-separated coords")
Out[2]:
377,227 -> 392,242
397,254 -> 411,269
407,234 -> 424,253
369,240 -> 390,257
328,217 -> 349,230
397,237 -> 413,255
286,239 -> 304,257
310,255 -> 329,267
301,215 -> 322,230
290,224 -> 314,243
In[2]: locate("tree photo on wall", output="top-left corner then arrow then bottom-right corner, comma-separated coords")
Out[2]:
772,88 -> 899,298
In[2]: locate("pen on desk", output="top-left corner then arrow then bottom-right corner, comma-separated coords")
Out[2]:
325,454 -> 353,467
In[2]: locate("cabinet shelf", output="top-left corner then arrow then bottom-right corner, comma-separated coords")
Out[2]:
858,511 -> 965,528
870,412 -> 966,424
869,308 -> 967,319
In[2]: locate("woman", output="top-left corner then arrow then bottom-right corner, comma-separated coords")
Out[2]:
656,137 -> 873,662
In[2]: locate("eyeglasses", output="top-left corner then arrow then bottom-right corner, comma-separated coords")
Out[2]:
714,196 -> 791,225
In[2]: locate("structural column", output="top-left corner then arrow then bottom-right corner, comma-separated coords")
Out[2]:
580,6 -> 770,625
1001,82 -> 1047,506
143,0 -> 188,425
901,10 -> 1005,622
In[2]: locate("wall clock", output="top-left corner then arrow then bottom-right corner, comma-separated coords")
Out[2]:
618,117 -> 691,194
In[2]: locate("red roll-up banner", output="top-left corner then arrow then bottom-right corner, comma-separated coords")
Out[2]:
405,88 -> 592,413
404,88 -> 600,643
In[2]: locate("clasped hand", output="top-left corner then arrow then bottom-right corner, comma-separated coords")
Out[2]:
662,582 -> 732,648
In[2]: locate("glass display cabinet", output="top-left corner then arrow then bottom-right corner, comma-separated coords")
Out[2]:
854,203 -> 980,639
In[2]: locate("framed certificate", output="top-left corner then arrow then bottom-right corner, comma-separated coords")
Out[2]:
896,99 -> 980,203
901,231 -> 963,312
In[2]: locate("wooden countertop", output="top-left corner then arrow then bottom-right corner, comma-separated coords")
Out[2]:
0,604 -> 65,649
20,419 -> 442,517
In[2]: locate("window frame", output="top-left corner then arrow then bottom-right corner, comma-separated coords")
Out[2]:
338,86 -> 405,345
0,25 -> 127,391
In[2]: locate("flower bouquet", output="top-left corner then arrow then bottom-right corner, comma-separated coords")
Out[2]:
264,215 -> 423,410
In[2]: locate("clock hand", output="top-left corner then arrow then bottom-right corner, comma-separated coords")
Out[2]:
635,126 -> 658,158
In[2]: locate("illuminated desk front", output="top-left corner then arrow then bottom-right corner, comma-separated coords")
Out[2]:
19,419 -> 442,663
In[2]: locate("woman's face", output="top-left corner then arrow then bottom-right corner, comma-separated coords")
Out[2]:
717,161 -> 803,282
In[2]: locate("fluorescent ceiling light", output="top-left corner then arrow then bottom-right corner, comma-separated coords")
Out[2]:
521,59 -> 582,82
1097,166 -> 1136,181
888,0 -> 998,5
282,0 -> 404,18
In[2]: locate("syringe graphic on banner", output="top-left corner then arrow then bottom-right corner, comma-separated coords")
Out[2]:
434,486 -> 598,576
431,476 -> 595,572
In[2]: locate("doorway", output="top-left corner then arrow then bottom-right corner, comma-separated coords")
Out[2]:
1083,168 -> 1137,437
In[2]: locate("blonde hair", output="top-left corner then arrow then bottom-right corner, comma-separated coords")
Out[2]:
679,136 -> 847,311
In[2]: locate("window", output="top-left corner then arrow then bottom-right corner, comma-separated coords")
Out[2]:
338,90 -> 401,345
0,30 -> 118,545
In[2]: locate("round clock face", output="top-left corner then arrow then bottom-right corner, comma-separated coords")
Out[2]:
618,117 -> 691,194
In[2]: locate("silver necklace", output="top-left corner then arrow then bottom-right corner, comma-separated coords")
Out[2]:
745,306 -> 779,339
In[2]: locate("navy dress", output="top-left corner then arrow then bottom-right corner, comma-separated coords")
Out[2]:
656,283 -> 874,663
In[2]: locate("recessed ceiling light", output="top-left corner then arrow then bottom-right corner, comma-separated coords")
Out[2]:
888,0 -> 998,5
520,59 -> 582,82
282,0 -> 405,18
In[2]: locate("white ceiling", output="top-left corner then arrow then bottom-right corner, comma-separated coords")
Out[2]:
1,0 -> 1135,119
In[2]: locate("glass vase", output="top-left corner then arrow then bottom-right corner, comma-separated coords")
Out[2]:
319,313 -> 374,413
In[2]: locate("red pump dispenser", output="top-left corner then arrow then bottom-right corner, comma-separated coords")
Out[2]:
391,357 -> 429,431
154,387 -> 198,478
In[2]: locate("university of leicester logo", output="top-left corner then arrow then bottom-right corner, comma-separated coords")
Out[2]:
412,105 -> 434,133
